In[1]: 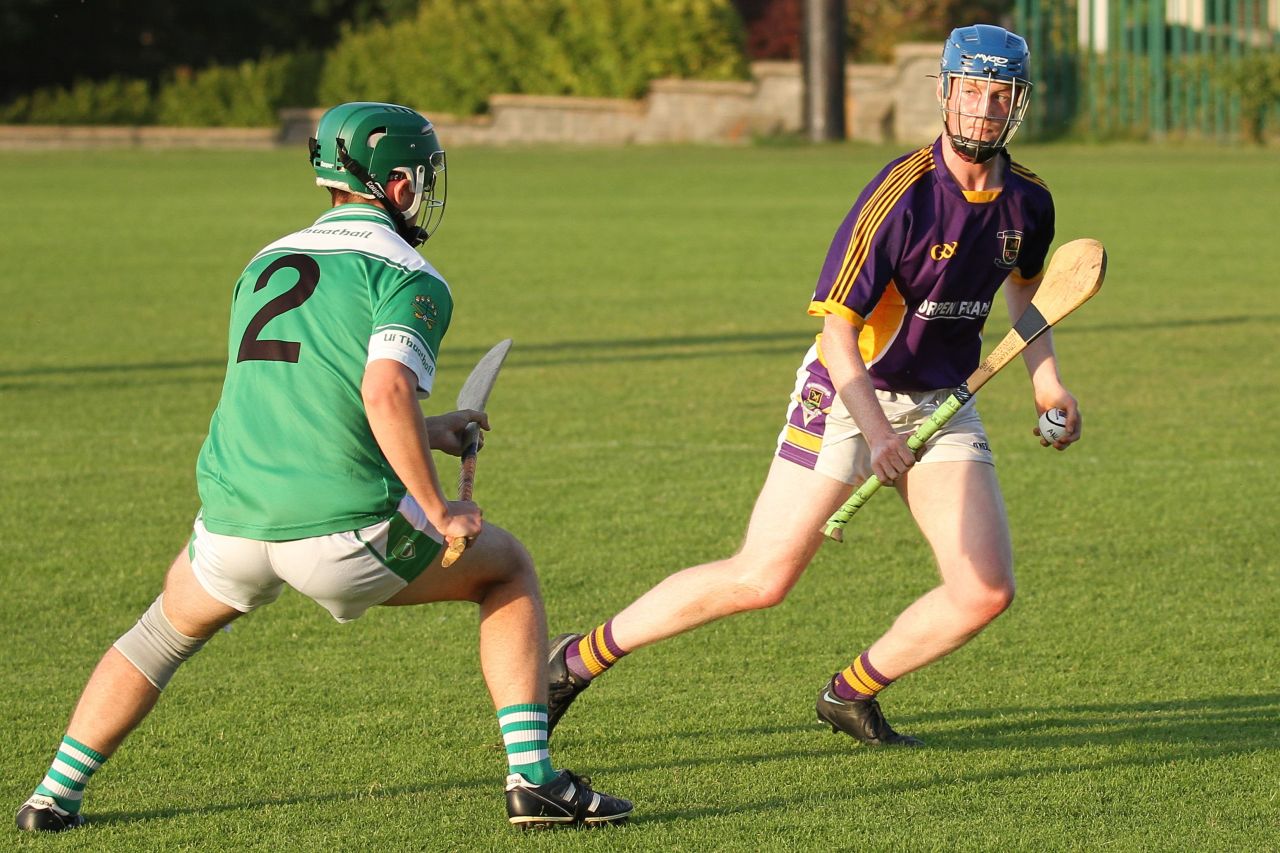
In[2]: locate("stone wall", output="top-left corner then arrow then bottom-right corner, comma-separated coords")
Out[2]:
892,44 -> 946,145
0,124 -> 277,149
278,63 -> 807,148
280,46 -> 936,148
5,45 -> 944,150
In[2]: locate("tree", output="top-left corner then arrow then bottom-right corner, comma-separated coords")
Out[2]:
0,0 -> 417,101
732,0 -> 1013,63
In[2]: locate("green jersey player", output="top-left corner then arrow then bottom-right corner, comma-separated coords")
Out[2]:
17,102 -> 630,834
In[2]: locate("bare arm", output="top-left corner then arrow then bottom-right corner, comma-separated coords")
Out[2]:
361,359 -> 483,538
821,314 -> 916,482
1004,273 -> 1081,449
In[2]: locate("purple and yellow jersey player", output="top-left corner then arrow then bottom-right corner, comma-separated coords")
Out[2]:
778,131 -> 1054,469
810,138 -> 1052,391
546,25 -> 1085,750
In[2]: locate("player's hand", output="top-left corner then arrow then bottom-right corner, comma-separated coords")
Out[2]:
869,431 -> 916,484
1033,390 -> 1081,450
425,409 -> 491,456
436,499 -> 484,541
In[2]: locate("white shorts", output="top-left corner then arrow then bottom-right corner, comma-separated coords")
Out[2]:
775,359 -> 993,486
189,495 -> 444,623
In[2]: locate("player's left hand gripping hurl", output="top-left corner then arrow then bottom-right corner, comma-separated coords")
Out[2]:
15,102 -> 630,834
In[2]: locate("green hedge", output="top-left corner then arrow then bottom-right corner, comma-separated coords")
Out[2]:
2,0 -> 748,126
154,53 -> 323,127
1218,53 -> 1280,144
319,0 -> 750,116
1188,52 -> 1280,145
0,77 -> 155,125
1,53 -> 322,127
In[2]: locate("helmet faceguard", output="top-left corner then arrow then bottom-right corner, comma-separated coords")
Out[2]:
938,25 -> 1033,164
309,102 -> 447,246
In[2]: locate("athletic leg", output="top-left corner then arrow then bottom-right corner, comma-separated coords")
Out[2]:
381,522 -> 546,710
66,549 -> 240,755
864,460 -> 1015,679
816,461 -> 1012,747
546,458 -> 850,734
19,550 -> 239,832
380,523 -> 631,828
609,457 -> 852,650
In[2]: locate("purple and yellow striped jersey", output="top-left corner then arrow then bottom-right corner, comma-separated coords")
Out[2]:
808,136 -> 1055,391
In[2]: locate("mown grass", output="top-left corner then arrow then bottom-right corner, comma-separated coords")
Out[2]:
1,141 -> 1276,850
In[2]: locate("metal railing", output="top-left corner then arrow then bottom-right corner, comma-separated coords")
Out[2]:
1014,0 -> 1280,141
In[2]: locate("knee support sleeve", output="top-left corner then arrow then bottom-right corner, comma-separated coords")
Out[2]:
113,594 -> 209,690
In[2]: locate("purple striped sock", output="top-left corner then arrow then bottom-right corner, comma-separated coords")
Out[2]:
565,643 -> 593,680
565,620 -> 627,681
832,652 -> 892,701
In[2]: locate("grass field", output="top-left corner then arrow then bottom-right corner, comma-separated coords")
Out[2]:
2,141 -> 1278,850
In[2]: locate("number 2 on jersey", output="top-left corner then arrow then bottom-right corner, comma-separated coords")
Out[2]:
236,254 -> 320,363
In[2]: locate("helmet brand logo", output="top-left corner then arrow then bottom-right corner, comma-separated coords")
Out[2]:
971,53 -> 1010,65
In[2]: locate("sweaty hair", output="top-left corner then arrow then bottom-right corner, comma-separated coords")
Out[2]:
328,187 -> 370,206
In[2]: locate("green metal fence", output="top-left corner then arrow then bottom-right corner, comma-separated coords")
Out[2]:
1014,0 -> 1280,141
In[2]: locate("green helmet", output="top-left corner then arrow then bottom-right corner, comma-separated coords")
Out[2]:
309,102 -> 447,246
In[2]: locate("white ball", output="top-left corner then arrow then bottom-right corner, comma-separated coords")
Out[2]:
1038,408 -> 1069,443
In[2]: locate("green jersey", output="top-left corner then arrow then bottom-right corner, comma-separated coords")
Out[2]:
196,204 -> 453,540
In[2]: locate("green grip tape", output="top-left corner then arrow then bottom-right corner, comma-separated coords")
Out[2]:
905,392 -> 967,451
821,475 -> 883,539
822,389 -> 971,541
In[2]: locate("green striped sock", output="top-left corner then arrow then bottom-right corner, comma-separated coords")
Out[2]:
497,703 -> 554,785
34,735 -> 105,815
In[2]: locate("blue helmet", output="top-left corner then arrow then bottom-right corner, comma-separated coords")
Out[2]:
938,25 -> 1033,163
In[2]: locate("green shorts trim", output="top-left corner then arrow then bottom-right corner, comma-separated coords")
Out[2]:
356,511 -> 443,584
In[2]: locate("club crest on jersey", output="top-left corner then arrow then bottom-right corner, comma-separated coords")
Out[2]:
800,383 -> 830,426
995,230 -> 1022,269
390,535 -> 416,561
413,294 -> 438,329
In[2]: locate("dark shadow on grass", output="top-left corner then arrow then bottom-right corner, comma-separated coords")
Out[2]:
897,693 -> 1280,753
8,312 -> 1275,392
5,312 -> 1275,381
638,727 -> 1273,823
491,339 -> 804,369
479,330 -> 810,356
583,694 -> 1280,825
637,722 -> 1269,819
81,775 -> 494,828
71,695 -> 1277,830
556,694 -> 1279,766
0,359 -> 230,394
1066,313 -> 1280,335
0,358 -> 227,379
0,330 -> 812,392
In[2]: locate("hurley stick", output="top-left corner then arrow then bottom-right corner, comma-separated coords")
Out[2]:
822,238 -> 1106,541
441,339 -> 512,566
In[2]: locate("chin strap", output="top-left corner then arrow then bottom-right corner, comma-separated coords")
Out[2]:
334,138 -> 429,247
946,134 -> 1003,164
